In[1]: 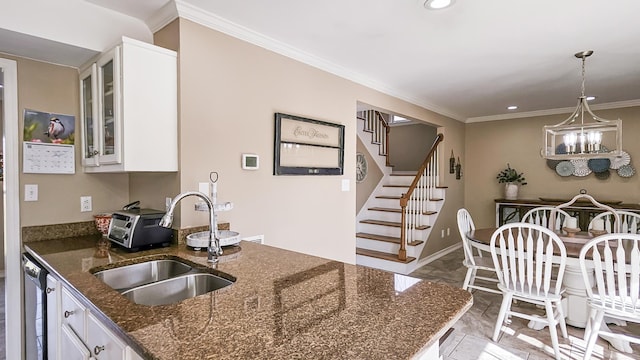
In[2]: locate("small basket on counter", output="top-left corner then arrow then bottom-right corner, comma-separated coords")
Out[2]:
93,213 -> 112,258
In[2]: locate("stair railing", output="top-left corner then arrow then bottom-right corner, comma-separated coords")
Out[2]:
360,110 -> 391,167
398,133 -> 444,261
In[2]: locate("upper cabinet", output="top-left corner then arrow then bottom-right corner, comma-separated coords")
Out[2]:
79,37 -> 178,173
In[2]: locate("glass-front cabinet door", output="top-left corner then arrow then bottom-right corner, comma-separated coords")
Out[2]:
96,46 -> 121,165
79,64 -> 98,167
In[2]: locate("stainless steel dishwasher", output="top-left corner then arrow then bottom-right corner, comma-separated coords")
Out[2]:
23,252 -> 48,360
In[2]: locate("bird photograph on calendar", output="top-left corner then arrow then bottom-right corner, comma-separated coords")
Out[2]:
23,109 -> 75,145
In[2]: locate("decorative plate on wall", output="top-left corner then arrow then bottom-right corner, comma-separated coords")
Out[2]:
609,150 -> 631,170
588,158 -> 611,173
546,159 -> 561,170
356,152 -> 368,183
555,161 -> 575,177
571,159 -> 592,177
594,170 -> 611,180
555,143 -> 567,155
617,164 -> 636,178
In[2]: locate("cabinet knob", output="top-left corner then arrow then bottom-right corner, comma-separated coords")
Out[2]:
46,287 -> 55,294
64,310 -> 75,318
94,345 -> 105,355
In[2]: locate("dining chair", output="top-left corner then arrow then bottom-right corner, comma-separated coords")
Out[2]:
456,208 -> 500,294
490,223 -> 568,360
579,233 -> 640,359
589,211 -> 640,234
522,206 -> 571,232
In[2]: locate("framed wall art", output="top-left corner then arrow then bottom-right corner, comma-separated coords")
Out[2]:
274,113 -> 345,175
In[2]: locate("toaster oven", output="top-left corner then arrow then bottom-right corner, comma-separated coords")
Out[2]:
107,208 -> 173,251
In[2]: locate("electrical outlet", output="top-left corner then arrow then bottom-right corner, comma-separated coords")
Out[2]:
441,229 -> 445,238
447,227 -> 450,236
80,196 -> 92,212
242,235 -> 265,244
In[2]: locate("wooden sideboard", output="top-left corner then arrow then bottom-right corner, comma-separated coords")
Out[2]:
495,198 -> 640,229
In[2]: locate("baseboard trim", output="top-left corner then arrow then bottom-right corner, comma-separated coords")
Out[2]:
415,243 -> 462,269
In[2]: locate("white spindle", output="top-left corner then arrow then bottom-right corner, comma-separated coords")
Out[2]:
616,238 -> 628,307
632,240 -> 640,312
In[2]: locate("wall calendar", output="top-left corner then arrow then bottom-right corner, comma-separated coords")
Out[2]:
23,142 -> 75,174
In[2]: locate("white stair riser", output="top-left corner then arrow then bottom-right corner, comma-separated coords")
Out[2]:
358,223 -> 401,237
356,255 -> 411,275
365,211 -> 403,222
388,176 -> 416,186
356,238 -> 421,257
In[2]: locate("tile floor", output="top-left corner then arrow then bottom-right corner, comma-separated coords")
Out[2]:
409,248 -> 640,360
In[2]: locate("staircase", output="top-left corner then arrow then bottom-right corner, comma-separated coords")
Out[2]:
356,110 -> 446,274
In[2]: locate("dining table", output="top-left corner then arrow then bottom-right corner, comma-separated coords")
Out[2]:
467,227 -> 633,353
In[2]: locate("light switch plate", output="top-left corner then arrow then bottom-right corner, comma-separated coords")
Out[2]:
341,179 -> 350,192
25,184 -> 38,201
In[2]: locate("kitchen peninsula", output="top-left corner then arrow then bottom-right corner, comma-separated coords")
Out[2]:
25,236 -> 472,359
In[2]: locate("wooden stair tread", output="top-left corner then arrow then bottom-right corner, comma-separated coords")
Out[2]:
356,248 -> 416,264
375,195 -> 444,202
390,173 -> 417,176
356,232 -> 424,246
360,219 -> 430,230
368,207 -> 437,216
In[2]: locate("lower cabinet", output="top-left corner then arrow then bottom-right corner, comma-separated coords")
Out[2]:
47,280 -> 141,360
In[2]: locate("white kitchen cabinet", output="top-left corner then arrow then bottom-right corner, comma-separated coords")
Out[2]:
61,287 -> 87,339
79,36 -> 178,173
86,313 -> 126,359
46,275 -> 61,360
60,324 -> 91,360
52,284 -> 141,360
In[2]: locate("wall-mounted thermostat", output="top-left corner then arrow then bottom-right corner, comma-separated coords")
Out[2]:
242,154 -> 259,170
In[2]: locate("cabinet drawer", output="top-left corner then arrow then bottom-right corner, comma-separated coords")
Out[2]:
87,313 -> 126,359
60,324 -> 91,360
61,287 -> 87,339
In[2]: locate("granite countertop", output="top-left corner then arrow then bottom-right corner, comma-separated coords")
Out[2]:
25,236 -> 472,360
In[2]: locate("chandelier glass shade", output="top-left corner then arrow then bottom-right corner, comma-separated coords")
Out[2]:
542,51 -> 622,160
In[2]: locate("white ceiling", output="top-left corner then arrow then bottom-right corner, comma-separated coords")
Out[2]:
4,0 -> 640,122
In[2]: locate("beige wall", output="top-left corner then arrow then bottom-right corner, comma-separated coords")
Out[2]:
10,55 -> 130,227
170,19 -> 465,263
389,123 -> 438,171
356,136 -> 383,212
465,106 -> 640,229
1,90 -> 4,270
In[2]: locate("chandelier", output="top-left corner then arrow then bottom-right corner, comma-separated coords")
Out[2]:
542,50 -> 622,160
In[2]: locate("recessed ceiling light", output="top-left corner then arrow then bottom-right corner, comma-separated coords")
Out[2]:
507,105 -> 518,110
424,0 -> 454,10
586,96 -> 596,101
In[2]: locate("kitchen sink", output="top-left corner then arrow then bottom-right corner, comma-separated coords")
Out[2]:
93,258 -> 192,291
121,273 -> 234,306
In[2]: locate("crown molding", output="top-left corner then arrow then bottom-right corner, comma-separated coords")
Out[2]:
170,0 -> 464,122
146,1 -> 179,33
466,99 -> 640,123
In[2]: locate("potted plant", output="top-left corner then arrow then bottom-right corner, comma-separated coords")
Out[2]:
497,164 -> 527,200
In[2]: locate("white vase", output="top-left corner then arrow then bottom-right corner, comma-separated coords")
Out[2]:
504,183 -> 519,200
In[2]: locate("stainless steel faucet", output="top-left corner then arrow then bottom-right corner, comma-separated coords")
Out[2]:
159,191 -> 222,262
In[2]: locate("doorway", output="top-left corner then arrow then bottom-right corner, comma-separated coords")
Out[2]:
1,58 -> 21,360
